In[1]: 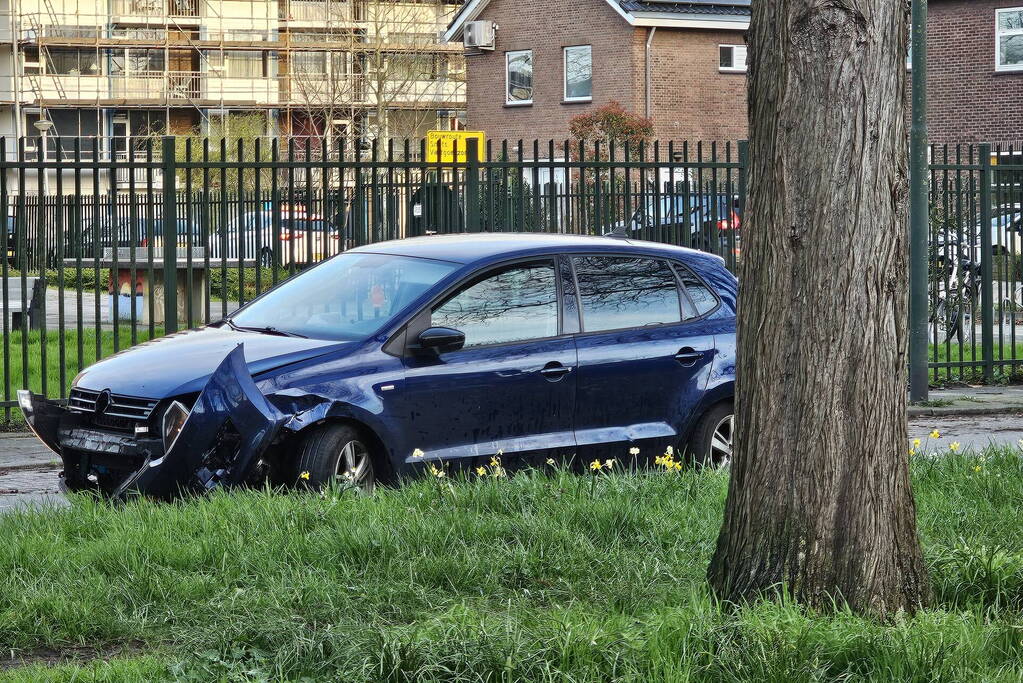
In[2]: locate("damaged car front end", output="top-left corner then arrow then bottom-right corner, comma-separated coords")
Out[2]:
20,345 -> 288,500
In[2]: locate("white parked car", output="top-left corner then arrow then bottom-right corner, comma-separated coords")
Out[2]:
208,209 -> 342,267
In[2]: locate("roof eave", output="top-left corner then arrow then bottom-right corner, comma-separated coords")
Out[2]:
630,12 -> 749,30
444,1 -> 750,43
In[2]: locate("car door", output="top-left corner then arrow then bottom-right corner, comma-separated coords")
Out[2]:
399,257 -> 577,467
571,254 -> 717,460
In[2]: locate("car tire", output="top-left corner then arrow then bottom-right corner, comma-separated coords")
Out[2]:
294,423 -> 377,494
686,402 -> 734,468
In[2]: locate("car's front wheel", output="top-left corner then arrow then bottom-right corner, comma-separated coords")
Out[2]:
295,423 -> 376,493
687,402 -> 734,468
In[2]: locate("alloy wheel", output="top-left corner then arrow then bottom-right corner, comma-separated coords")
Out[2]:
334,439 -> 375,493
709,415 -> 734,467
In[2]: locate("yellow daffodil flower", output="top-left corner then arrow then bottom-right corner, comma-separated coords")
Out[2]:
590,460 -> 602,471
930,429 -> 941,439
299,471 -> 311,480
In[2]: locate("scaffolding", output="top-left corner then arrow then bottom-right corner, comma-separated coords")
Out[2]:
0,0 -> 466,146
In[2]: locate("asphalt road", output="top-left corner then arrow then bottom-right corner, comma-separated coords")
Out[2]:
2,414 -> 1021,513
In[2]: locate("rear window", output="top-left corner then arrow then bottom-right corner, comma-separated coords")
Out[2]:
573,256 -> 682,332
675,264 -> 718,317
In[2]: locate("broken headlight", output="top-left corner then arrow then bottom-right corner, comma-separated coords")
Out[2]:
162,400 -> 190,454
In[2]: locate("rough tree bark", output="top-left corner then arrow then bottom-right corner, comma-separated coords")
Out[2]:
707,0 -> 930,616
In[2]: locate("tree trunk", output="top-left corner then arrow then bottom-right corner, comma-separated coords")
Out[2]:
707,0 -> 930,616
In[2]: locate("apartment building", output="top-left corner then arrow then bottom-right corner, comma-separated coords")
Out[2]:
0,0 -> 466,191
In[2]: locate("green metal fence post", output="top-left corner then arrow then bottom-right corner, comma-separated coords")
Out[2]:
465,137 -> 481,233
162,136 -> 178,334
980,143 -> 994,382
909,0 -> 930,401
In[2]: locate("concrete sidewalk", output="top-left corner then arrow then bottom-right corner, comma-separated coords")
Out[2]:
909,386 -> 1023,417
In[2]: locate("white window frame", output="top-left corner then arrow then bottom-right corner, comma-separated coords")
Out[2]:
718,44 -> 748,73
505,49 -> 533,106
996,7 -> 1023,72
563,44 -> 592,102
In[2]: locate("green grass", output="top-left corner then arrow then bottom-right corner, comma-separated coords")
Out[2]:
2,448 -> 1023,680
1,328 -> 161,413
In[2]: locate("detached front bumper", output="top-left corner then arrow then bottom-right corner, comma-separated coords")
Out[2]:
19,345 -> 286,500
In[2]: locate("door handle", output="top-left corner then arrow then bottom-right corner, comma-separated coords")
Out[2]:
539,362 -> 573,381
674,348 -> 705,367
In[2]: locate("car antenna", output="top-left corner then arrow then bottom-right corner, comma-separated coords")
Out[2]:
606,223 -> 629,239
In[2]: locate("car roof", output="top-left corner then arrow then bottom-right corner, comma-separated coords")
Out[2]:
349,232 -> 720,265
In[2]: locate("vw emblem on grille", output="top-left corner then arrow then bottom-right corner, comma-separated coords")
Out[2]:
94,389 -> 112,416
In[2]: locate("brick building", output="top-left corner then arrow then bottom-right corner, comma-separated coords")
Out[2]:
443,0 -> 750,149
928,1 -> 1023,144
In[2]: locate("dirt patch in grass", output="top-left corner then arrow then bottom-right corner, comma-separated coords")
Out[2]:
0,642 -> 146,671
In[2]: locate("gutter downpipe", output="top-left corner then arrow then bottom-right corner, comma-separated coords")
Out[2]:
645,27 -> 656,118
11,6 -> 22,143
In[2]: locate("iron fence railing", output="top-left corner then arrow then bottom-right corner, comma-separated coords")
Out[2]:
1,136 -> 1022,421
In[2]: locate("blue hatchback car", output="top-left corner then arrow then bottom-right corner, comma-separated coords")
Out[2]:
20,233 -> 737,499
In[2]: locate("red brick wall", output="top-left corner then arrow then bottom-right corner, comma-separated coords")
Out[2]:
928,0 -> 1023,144
462,0 -> 748,151
648,28 -> 748,142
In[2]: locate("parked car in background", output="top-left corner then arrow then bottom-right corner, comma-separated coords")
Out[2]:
20,233 -> 737,500
209,207 -> 342,267
611,194 -> 741,255
4,216 -> 14,267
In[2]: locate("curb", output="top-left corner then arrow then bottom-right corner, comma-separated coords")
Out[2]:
908,405 -> 1023,418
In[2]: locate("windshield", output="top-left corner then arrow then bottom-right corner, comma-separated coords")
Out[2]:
229,252 -> 458,340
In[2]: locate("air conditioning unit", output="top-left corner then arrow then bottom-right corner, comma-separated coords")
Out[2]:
463,21 -> 496,51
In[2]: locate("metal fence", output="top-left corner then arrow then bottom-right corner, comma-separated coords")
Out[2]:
1,135 -> 1020,421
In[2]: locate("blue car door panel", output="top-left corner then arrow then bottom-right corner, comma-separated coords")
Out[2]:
399,258 -> 577,465
570,254 -> 716,456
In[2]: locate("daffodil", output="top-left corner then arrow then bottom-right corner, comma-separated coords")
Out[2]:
546,458 -> 556,465
604,459 -> 615,469
490,456 -> 501,467
665,445 -> 674,456
475,466 -> 487,476
299,471 -> 311,480
629,447 -> 640,456
912,438 -> 921,449
973,465 -> 982,473
949,442 -> 961,453
429,464 -> 446,478
930,429 -> 941,439
590,460 -> 603,471
909,448 -> 917,456
411,448 -> 425,458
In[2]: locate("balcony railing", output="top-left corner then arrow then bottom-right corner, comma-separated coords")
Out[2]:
13,72 -> 463,108
112,0 -> 200,18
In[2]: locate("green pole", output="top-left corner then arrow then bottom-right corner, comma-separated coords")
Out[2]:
162,136 -> 178,334
909,0 -> 929,402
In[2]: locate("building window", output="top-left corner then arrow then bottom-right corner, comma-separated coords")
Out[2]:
996,8 -> 1023,71
506,50 -> 533,105
226,51 -> 265,78
719,44 -> 748,73
564,45 -> 592,101
46,49 -> 101,75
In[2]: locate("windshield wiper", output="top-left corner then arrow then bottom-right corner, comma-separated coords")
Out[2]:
224,319 -> 307,338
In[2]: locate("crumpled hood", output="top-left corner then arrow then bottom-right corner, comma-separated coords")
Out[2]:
73,326 -> 354,399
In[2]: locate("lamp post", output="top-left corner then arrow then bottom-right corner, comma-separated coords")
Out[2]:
909,0 -> 929,402
32,116 -> 54,198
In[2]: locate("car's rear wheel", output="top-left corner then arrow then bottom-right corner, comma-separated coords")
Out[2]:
687,402 -> 734,468
295,423 -> 376,493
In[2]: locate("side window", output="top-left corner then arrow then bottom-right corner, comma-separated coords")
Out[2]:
676,264 -> 719,317
573,256 -> 682,332
432,261 -> 558,347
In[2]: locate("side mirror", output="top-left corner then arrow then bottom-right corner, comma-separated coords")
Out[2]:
416,327 -> 466,354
